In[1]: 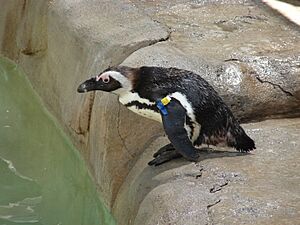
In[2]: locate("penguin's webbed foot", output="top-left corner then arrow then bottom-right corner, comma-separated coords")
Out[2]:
148,149 -> 182,166
153,143 -> 175,157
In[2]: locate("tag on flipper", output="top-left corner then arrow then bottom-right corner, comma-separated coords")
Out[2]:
157,96 -> 172,116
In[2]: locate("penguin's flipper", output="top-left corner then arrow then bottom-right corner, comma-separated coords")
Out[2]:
160,98 -> 199,162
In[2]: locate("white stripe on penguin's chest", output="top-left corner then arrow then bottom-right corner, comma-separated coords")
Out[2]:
119,92 -> 154,105
127,106 -> 162,122
118,92 -> 162,122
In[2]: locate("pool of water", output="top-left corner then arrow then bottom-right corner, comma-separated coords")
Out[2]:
0,58 -> 115,225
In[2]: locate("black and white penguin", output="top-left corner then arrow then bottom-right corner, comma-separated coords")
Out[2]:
77,66 -> 255,166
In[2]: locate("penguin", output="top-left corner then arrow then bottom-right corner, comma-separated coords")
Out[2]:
77,66 -> 255,166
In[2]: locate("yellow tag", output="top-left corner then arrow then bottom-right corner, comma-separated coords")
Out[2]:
161,96 -> 171,106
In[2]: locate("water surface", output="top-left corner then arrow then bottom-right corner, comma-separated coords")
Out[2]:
0,58 -> 115,225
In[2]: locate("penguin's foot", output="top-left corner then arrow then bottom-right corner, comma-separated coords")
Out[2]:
148,149 -> 182,166
198,146 -> 214,153
153,143 -> 175,157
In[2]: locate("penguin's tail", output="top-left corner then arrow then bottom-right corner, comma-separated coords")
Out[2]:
230,128 -> 256,152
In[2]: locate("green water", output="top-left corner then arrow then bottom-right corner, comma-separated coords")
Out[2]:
0,58 -> 115,225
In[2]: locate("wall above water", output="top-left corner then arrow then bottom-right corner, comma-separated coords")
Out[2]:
1,1 -> 300,224
0,0 -> 168,208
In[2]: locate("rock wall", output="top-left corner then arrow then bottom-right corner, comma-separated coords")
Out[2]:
0,0 -> 169,207
1,0 -> 300,224
124,0 -> 300,121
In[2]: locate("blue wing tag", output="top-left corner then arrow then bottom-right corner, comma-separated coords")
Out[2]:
157,96 -> 171,116
157,101 -> 168,115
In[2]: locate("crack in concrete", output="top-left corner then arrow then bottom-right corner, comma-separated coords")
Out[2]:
85,92 -> 95,134
207,199 -> 221,209
207,199 -> 221,225
210,181 -> 229,193
120,25 -> 171,65
157,32 -> 171,43
153,19 -> 173,40
224,58 -> 295,98
205,170 -> 241,224
145,32 -> 170,48
255,76 -> 294,97
195,167 -> 204,179
193,165 -> 204,179
117,103 -> 134,158
21,48 -> 46,56
72,92 -> 95,136
70,126 -> 84,136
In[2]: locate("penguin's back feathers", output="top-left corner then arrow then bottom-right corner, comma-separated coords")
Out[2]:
134,66 -> 255,151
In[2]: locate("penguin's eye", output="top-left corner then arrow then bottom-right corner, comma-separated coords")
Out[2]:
103,77 -> 110,83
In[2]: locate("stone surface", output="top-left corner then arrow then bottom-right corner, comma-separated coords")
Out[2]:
1,0 -> 300,224
113,118 -> 300,225
124,0 -> 300,122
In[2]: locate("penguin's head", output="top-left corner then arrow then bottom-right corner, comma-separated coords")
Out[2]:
77,66 -> 134,94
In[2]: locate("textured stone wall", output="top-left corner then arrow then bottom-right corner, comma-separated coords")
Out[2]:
0,0 -> 169,207
1,1 -> 300,224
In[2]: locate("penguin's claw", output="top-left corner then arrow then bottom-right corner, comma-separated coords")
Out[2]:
153,143 -> 175,157
148,150 -> 182,166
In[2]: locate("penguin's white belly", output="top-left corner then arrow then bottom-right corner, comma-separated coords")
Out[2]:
127,106 -> 162,123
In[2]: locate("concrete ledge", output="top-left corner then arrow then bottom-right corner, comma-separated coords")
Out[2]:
114,119 -> 300,225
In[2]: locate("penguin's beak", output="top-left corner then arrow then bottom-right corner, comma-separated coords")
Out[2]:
77,77 -> 97,93
77,75 -> 122,93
